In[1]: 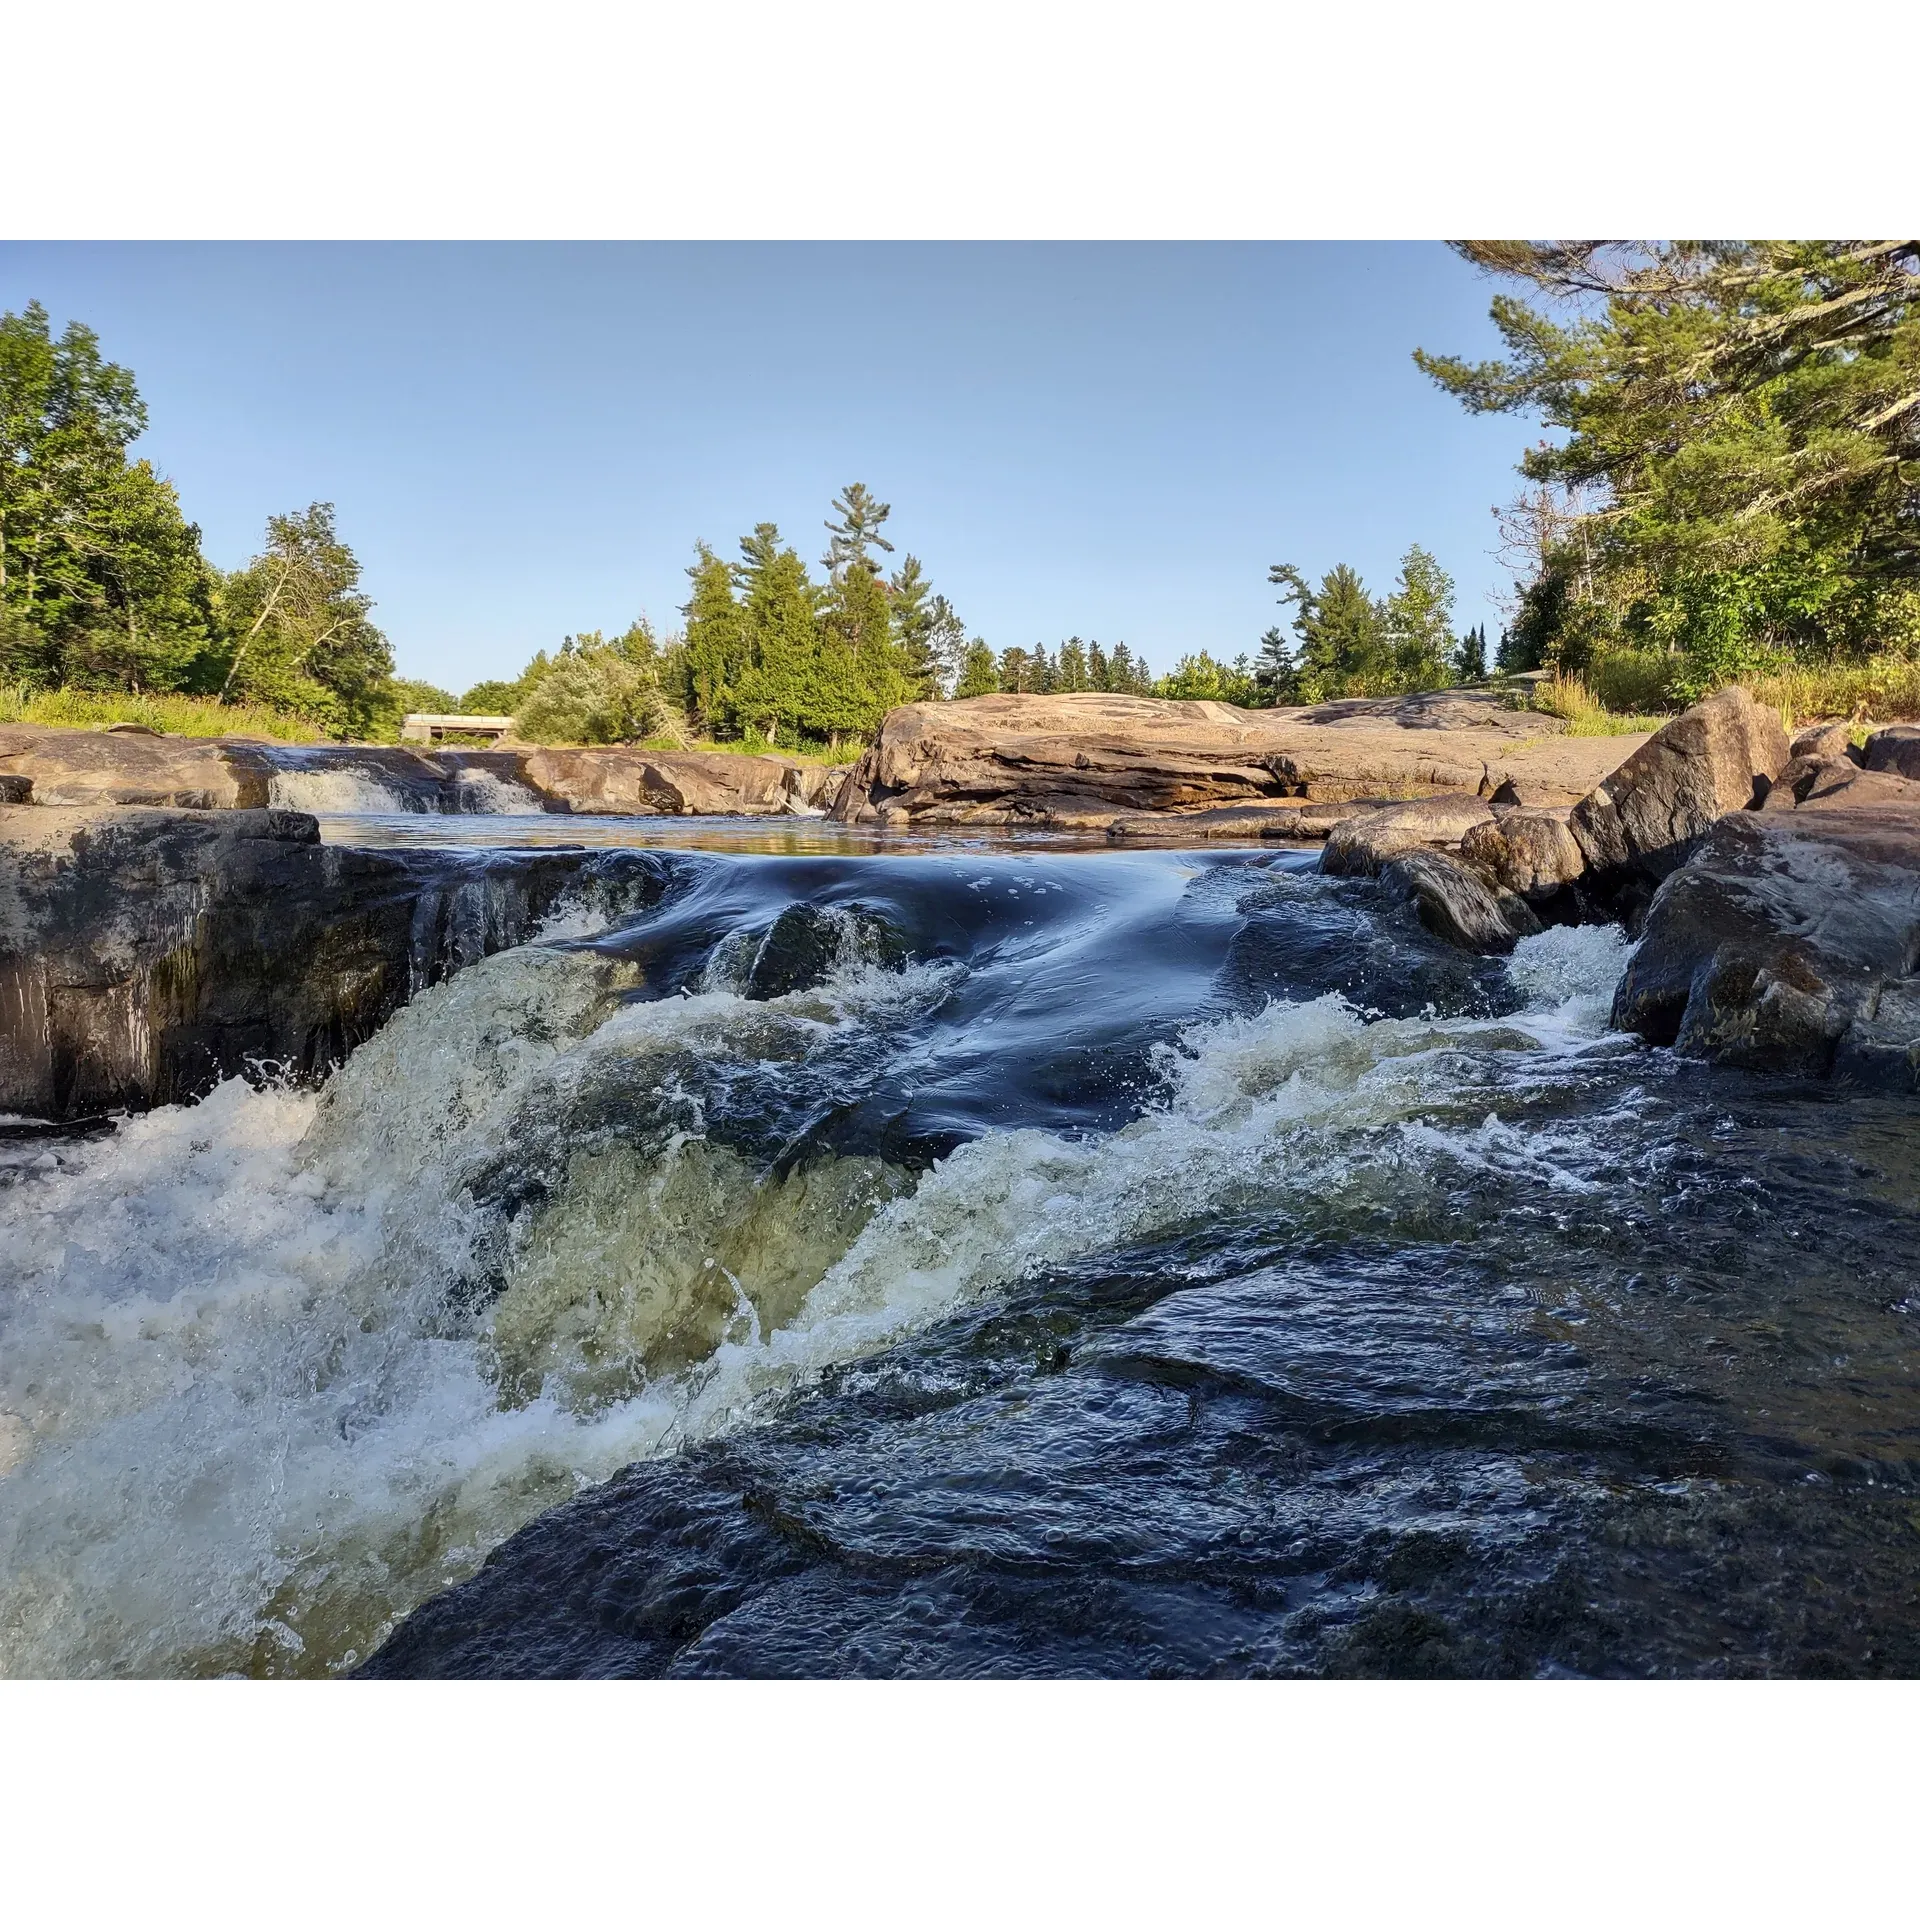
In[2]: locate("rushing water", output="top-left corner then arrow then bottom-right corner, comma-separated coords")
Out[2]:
3,826 -> 1917,1678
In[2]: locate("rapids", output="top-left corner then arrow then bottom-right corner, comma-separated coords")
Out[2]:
3,835 -> 1917,1677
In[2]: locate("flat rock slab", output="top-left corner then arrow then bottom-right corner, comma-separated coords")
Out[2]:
832,691 -> 1647,824
0,722 -> 276,808
0,724 -> 840,818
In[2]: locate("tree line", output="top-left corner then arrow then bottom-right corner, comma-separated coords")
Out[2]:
0,302 -> 400,734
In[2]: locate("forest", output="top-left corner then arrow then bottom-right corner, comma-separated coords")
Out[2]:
7,242 -> 1916,748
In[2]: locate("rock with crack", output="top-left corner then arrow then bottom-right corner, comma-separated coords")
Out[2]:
1459,808 -> 1587,914
830,690 -> 1647,826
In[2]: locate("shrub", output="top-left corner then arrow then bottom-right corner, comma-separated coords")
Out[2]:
1588,649 -> 1676,715
512,643 -> 670,745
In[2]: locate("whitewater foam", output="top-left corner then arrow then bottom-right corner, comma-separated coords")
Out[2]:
0,903 -> 1637,1676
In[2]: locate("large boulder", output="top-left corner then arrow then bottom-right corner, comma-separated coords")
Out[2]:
1863,725 -> 1920,780
1612,777 -> 1920,1084
832,691 -> 1648,826
1568,687 -> 1789,887
516,747 -> 799,816
0,806 -> 670,1118
1459,808 -> 1586,905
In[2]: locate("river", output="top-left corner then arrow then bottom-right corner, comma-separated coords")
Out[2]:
2,814 -> 1916,1676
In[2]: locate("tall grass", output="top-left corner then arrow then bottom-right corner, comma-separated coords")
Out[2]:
1529,674 -> 1663,736
1739,661 -> 1920,730
0,684 -> 328,742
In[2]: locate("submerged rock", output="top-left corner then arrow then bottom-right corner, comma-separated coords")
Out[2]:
1380,848 -> 1542,956
0,805 -> 669,1118
738,903 -> 908,999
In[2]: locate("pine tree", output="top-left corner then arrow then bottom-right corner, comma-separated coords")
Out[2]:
822,481 -> 895,580
997,645 -> 1032,692
888,554 -> 941,699
1086,639 -> 1111,691
1294,565 -> 1385,700
1453,622 -> 1488,681
1108,642 -> 1149,693
925,594 -> 968,697
733,524 -> 820,745
1056,636 -> 1089,692
681,541 -> 747,735
1030,642 -> 1054,692
954,639 -> 998,697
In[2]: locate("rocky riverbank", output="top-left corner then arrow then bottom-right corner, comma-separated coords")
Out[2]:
4,688 -> 1917,1109
0,724 -> 848,818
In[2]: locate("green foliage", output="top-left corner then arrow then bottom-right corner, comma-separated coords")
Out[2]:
215,502 -> 395,734
954,639 -> 998,697
1586,647 -> 1674,713
512,631 -> 672,745
1154,650 -> 1257,703
1055,636 -> 1090,692
888,554 -> 941,699
1418,240 -> 1920,694
997,645 -> 1034,692
1454,622 -> 1488,681
1381,545 -> 1457,690
0,301 -> 217,695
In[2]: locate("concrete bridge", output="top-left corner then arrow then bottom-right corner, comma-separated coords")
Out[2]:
400,713 -> 516,745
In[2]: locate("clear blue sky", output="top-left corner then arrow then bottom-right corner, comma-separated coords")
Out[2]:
0,243 -> 1528,693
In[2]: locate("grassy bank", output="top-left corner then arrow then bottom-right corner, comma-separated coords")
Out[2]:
1518,660 -> 1920,737
0,685 -> 330,743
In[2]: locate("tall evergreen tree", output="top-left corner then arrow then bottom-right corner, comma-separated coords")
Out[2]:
1417,241 -> 1920,689
925,593 -> 968,697
822,481 -> 895,580
1454,622 -> 1488,681
888,553 -> 941,699
1086,639 -> 1111,691
1292,564 -> 1385,699
997,645 -> 1033,692
681,541 -> 748,734
1055,635 -> 1089,692
954,639 -> 998,698
1030,641 -> 1055,692
733,524 -> 820,744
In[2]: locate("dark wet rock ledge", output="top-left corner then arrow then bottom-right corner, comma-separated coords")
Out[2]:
0,805 -> 668,1119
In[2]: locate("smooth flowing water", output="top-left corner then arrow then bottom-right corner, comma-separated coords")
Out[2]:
3,823 -> 1917,1677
